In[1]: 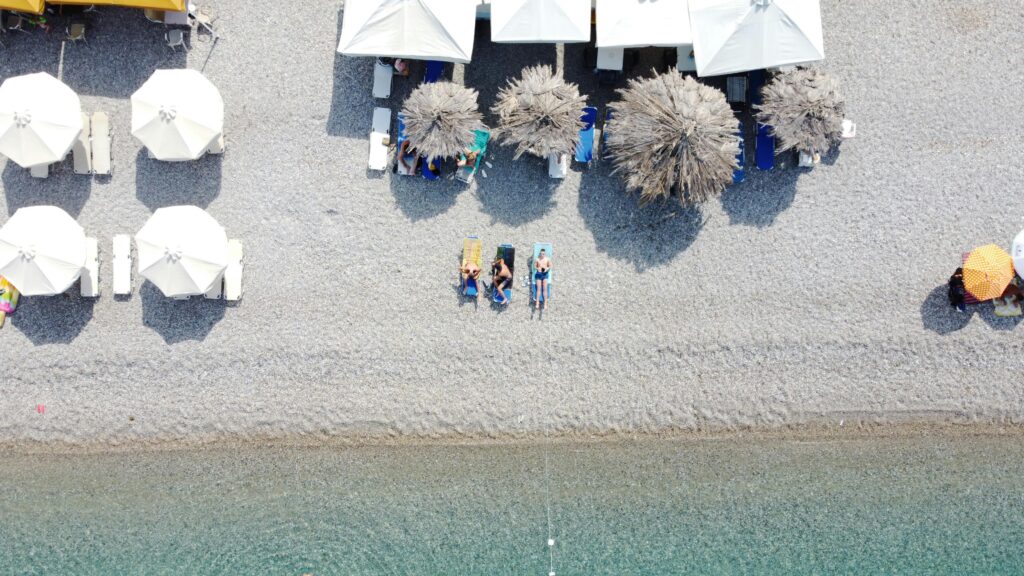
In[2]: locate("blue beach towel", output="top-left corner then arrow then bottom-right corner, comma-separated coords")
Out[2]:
575,107 -> 598,164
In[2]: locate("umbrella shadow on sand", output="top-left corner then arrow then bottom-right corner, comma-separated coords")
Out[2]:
2,160 -> 92,216
920,284 -> 1023,334
140,282 -> 225,344
134,149 -> 222,210
475,148 -> 559,226
719,164 -> 799,228
10,293 -> 95,345
389,168 -> 461,221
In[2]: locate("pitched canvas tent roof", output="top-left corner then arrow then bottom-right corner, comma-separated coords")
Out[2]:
491,0 -> 591,43
337,0 -> 478,64
596,0 -> 692,49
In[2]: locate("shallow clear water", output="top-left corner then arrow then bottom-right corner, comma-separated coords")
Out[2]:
1,434 -> 1023,575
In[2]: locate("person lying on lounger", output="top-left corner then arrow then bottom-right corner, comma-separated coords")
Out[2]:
398,140 -> 419,174
490,257 -> 512,303
461,262 -> 482,298
456,148 -> 478,168
534,249 -> 551,310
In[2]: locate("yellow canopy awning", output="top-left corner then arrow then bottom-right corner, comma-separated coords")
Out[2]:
48,0 -> 185,10
0,0 -> 45,14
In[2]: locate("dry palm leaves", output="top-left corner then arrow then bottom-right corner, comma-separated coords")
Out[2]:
755,67 -> 845,154
606,70 -> 739,205
491,65 -> 587,159
401,81 -> 485,159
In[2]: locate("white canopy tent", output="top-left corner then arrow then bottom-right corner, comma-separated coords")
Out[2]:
135,206 -> 228,298
491,0 -> 591,43
0,72 -> 82,168
337,0 -> 478,64
689,0 -> 825,77
595,0 -> 692,48
131,69 -> 224,162
0,206 -> 85,296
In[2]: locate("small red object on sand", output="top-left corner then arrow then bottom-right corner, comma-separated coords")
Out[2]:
36,404 -> 45,414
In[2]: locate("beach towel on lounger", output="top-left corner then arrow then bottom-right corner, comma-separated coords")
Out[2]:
461,237 -> 483,297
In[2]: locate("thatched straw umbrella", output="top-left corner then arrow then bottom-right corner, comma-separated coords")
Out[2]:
491,65 -> 587,159
755,67 -> 845,155
401,81 -> 485,159
606,70 -> 739,205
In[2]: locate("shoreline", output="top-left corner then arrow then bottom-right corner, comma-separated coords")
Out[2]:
3,420 -> 1023,455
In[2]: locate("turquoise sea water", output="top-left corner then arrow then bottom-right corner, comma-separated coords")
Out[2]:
1,433 -> 1023,575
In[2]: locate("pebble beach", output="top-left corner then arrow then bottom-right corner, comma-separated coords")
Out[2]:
1,0 -> 1023,449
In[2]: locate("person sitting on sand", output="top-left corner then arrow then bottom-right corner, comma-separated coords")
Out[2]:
534,249 -> 551,310
948,267 -> 966,312
490,257 -> 512,303
461,261 -> 481,298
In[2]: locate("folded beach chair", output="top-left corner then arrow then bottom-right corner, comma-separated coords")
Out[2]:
73,112 -> 92,175
457,130 -> 490,184
112,234 -> 132,296
395,113 -> 418,176
548,152 -> 568,179
461,236 -> 483,297
574,107 -> 598,166
81,237 -> 99,297
733,133 -> 746,184
368,107 -> 390,171
530,242 -> 553,305
373,59 -> 393,99
424,60 -> 445,84
755,122 -> 775,171
492,244 -> 515,304
224,239 -> 244,301
91,111 -> 112,175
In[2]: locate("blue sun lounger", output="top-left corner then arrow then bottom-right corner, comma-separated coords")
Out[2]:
756,122 -> 775,171
575,107 -> 598,165
530,242 -> 553,305
424,60 -> 445,83
492,244 -> 515,304
733,133 -> 746,184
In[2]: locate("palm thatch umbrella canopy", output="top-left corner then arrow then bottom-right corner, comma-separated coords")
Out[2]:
755,67 -> 845,155
491,65 -> 587,159
400,81 -> 485,160
606,70 -> 739,205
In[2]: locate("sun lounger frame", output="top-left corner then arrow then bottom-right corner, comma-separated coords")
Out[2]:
73,112 -> 92,175
91,111 -> 112,175
112,234 -> 132,296
368,107 -> 391,171
80,237 -> 99,297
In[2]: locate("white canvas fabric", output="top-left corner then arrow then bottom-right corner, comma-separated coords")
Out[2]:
136,206 -> 228,298
0,73 -> 82,169
0,206 -> 85,296
596,0 -> 692,48
689,0 -> 825,77
131,69 -> 224,162
337,0 -> 478,63
1013,229 -> 1024,278
491,0 -> 591,43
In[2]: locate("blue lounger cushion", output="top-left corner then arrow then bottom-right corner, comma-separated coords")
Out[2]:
424,61 -> 445,83
575,107 -> 598,164
756,123 -> 775,171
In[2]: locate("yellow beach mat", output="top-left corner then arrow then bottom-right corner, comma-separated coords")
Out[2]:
49,0 -> 185,10
963,244 -> 1014,301
462,237 -> 482,269
0,0 -> 44,14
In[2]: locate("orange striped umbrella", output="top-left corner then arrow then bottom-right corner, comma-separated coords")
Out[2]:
963,244 -> 1014,300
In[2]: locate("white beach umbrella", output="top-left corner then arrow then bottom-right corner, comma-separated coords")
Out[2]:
491,0 -> 591,43
689,0 -> 825,77
337,0 -> 478,64
0,206 -> 85,296
1013,229 -> 1024,277
131,69 -> 224,162
135,206 -> 228,298
0,72 -> 83,168
596,0 -> 692,48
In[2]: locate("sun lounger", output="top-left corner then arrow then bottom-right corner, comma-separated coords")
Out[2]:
755,123 -> 775,171
422,156 -> 442,180
841,119 -> 857,139
373,59 -> 393,99
368,107 -> 390,171
492,244 -> 515,304
112,234 -> 132,296
224,239 -> 243,301
456,130 -> 490,184
461,236 -> 483,298
596,47 -> 624,71
531,242 -> 552,305
395,113 -> 418,176
424,60 -> 445,84
29,164 -> 48,179
574,107 -> 597,166
207,133 -> 226,155
81,237 -> 99,297
73,112 -> 92,175
733,133 -> 746,184
548,152 -> 568,179
676,46 -> 697,72
727,75 -> 748,104
91,111 -> 111,175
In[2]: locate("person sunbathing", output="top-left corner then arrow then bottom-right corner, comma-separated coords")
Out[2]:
398,140 -> 419,174
456,148 -> 478,168
490,257 -> 512,303
461,262 -> 481,298
534,249 -> 551,310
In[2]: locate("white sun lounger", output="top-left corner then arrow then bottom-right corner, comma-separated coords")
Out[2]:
73,112 -> 92,175
29,164 -> 48,178
596,47 -> 624,71
368,107 -> 390,171
81,237 -> 99,297
373,60 -> 393,99
112,234 -> 132,295
841,119 -> 857,139
91,111 -> 111,176
224,239 -> 243,301
548,152 -> 567,179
